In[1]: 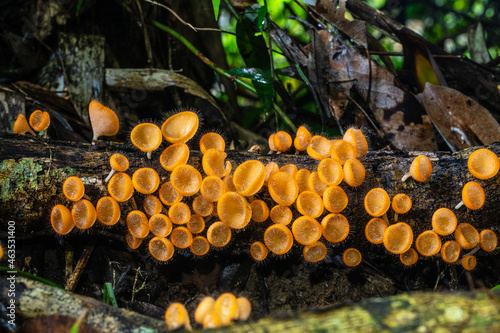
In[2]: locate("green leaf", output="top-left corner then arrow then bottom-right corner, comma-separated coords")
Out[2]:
212,0 -> 221,21
226,67 -> 274,111
0,266 -> 63,289
76,0 -> 84,16
492,285 -> 500,291
103,282 -> 119,308
236,14 -> 270,70
257,5 -> 268,32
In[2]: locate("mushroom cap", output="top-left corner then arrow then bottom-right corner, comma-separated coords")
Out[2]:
203,312 -> 222,329
143,195 -> 163,216
202,149 -> 231,178
264,224 -> 293,255
201,176 -> 225,202
187,214 -> 205,234
192,194 -> 214,217
29,110 -> 50,132
308,171 -> 328,196
432,208 -> 457,236
215,293 -> 239,326
270,205 -> 293,225
265,162 -> 280,184
13,114 -> 33,135
321,213 -> 350,243
51,204 -> 74,235
148,214 -> 172,238
268,134 -> 277,152
195,297 -> 216,325
409,155 -> 432,182
303,241 -> 327,263
462,181 -> 485,210
468,148 -> 499,180
307,135 -> 332,160
130,123 -> 162,153
292,216 -> 322,245
392,193 -> 412,214
89,101 -> 119,140
342,248 -> 362,267
364,188 -> 390,217
96,196 -> 121,226
250,199 -> 269,222
383,222 -> 413,254
399,248 -> 418,266
268,172 -> 299,206
132,168 -> 160,194
207,221 -> 232,247
295,169 -> 311,192
364,217 -> 387,244
343,158 -> 365,187
440,240 -> 461,263
107,172 -> 134,202
343,128 -> 368,158
461,255 -> 476,271
294,126 -> 312,151
330,140 -> 356,165
158,182 -> 183,206
71,199 -> 97,230
296,191 -> 324,218
109,154 -> 129,172
126,210 -> 149,239
161,111 -> 199,144
126,233 -> 143,250
323,185 -> 348,213
159,143 -> 190,171
199,132 -> 225,154
170,226 -> 193,249
279,164 -> 298,178
190,236 -> 210,256
317,158 -> 343,186
170,164 -> 202,196
63,176 -> 85,202
479,229 -> 497,252
168,202 -> 191,225
165,302 -> 191,330
217,192 -> 251,229
454,222 -> 480,249
149,237 -> 175,261
233,160 -> 266,196
250,241 -> 269,261
235,297 -> 252,321
223,174 -> 237,192
273,131 -> 292,152
415,230 -> 442,256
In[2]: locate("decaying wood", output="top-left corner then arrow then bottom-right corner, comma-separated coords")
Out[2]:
1,275 -> 499,332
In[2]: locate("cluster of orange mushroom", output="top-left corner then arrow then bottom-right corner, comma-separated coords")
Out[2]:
13,110 -> 51,137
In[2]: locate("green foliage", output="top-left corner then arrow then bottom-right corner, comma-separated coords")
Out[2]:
103,282 -> 119,308
212,0 -> 221,21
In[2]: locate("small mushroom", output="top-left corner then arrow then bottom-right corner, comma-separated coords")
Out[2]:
143,195 -> 163,217
250,241 -> 269,261
303,241 -> 327,263
307,135 -> 332,160
330,140 -> 356,165
192,194 -> 213,217
467,148 -> 499,180
342,248 -> 362,267
432,208 -> 457,236
295,169 -> 311,192
317,158 -> 343,186
270,205 -> 293,225
159,143 -> 190,171
126,233 -> 143,250
186,214 -> 205,234
323,185 -> 348,213
294,125 -> 312,151
202,149 -> 231,178
233,160 -> 266,196
149,236 -> 174,261
321,213 -> 349,243
50,205 -> 74,235
383,222 -> 413,254
415,230 -> 442,256
264,224 -> 293,255
217,192 -> 251,229
13,114 -> 35,135
104,154 -> 129,183
170,164 -> 202,196
343,128 -> 368,159
63,176 -> 86,202
364,217 -> 388,245
195,297 -> 216,325
161,111 -> 199,144
107,172 -> 134,202
199,132 -> 225,154
296,191 -> 324,218
268,172 -> 299,206
214,293 -> 239,326
440,240 -> 461,263
364,188 -> 390,218
170,226 -> 193,249
190,236 -> 210,256
96,196 -> 121,226
292,216 -> 322,246
29,110 -> 50,137
479,229 -> 497,252
148,214 -> 172,238
158,181 -> 183,206
273,131 -> 292,152
89,101 -> 119,142
71,199 -> 97,230
460,255 -> 476,271
392,193 -> 412,222
132,168 -> 160,195
165,302 -> 191,330
250,199 -> 269,222
130,123 -> 162,159
126,210 -> 149,239
401,155 -> 432,182
168,202 -> 191,225
455,181 -> 485,210
343,158 -> 365,187
400,248 -> 418,266
454,222 -> 479,250
207,221 -> 231,247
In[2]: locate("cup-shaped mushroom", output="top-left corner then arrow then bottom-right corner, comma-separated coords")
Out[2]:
190,236 -> 210,256
480,229 -> 497,252
233,160 -> 266,196
440,240 -> 461,263
199,132 -> 225,154
160,143 -> 190,172
415,230 -> 442,256
308,171 -> 328,196
330,140 -> 356,165
454,222 -> 479,250
402,155 -> 432,182
143,195 -> 163,216
268,134 -> 277,152
149,236 -> 175,261
431,208 -> 457,236
303,241 -> 327,263
192,194 -> 213,217
168,202 -> 191,225
105,154 -> 129,182
250,241 -> 269,261
264,224 -> 293,255
274,131 -> 292,152
250,199 -> 269,222
203,312 -> 222,329
170,226 -> 193,249
159,182 -> 183,206
292,216 -> 322,246
13,114 -> 35,135
317,158 -> 343,186
268,172 -> 299,206
215,293 -> 239,326
207,222 -> 231,247
51,205 -> 74,235
265,162 -> 280,184
107,173 -> 134,202
165,302 -> 191,330
364,188 -> 390,217
343,158 -> 365,187
96,196 -> 121,226
392,194 -> 412,215
126,233 -> 143,250
223,174 -> 237,192
63,176 -> 85,202
161,111 -> 199,144
468,148 -> 499,180
295,169 -> 311,192
132,168 -> 160,195
71,199 -> 96,230
130,123 -> 162,159
279,164 -> 298,178
364,217 -> 388,244
294,126 -> 312,151
236,297 -> 252,321
456,181 -> 485,210
383,222 -> 413,254
89,101 -> 119,141
461,255 -> 476,271
270,205 -> 293,225
342,248 -> 362,267
195,297 -> 216,325
321,213 -> 349,243
203,149 -> 231,178
170,164 -> 202,196
217,192 -> 251,229
343,128 -> 368,159
149,214 -> 172,238
400,248 -> 418,266
324,185 -> 348,213
296,191 -> 324,218
187,214 -> 205,234
127,210 -> 149,239
29,110 -> 50,132
307,135 -> 332,160
201,176 -> 225,202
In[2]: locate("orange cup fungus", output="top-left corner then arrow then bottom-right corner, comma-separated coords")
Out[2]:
270,205 -> 293,225
127,210 -> 149,239
268,134 -> 277,152
195,297 -> 216,325
279,164 -> 298,178
159,182 -> 183,206
132,168 -> 160,194
268,172 -> 299,206
294,126 -> 312,151
223,174 -> 237,192
170,226 -> 193,249
292,216 -> 322,246
148,214 -> 172,238
126,233 -> 142,250
161,111 -> 199,144
236,297 -> 252,321
343,159 -> 365,187
364,217 -> 388,245
51,205 -> 74,235
160,143 -> 190,171
192,194 -> 213,217
392,193 -> 412,222
250,241 -> 269,261
265,162 -> 279,184
342,248 -> 362,267
250,199 -> 269,222
168,202 -> 191,225
440,240 -> 461,263
71,199 -> 97,230
165,302 -> 191,330
217,192 -> 251,229
455,223 -> 480,250
170,164 -> 202,196
201,176 -> 225,202
190,236 -> 210,256
149,237 -> 175,261
264,224 -> 294,255
479,229 -> 497,252
63,176 -> 85,202
303,241 -> 327,263
187,214 -> 205,234
105,153 -> 129,182
308,171 -> 328,196
233,160 -> 266,196
307,135 -> 331,160
202,149 -> 231,178
199,132 -> 225,154
455,181 -> 485,210
415,230 -> 442,256
400,248 -> 418,266
295,169 -> 311,192
461,255 -> 476,271
323,185 -> 348,213
207,222 -> 232,247
96,196 -> 121,226
273,131 -> 292,152
143,195 -> 163,216
383,222 -> 413,254
364,188 -> 390,217
130,123 -> 162,159
432,208 -> 457,236
321,213 -> 350,243
467,148 -> 499,180
317,158 -> 343,186
343,128 -> 368,159
107,172 -> 134,202
402,155 -> 432,182
89,101 -> 119,141
214,293 -> 239,326
29,110 -> 50,133
296,191 -> 324,218
13,114 -> 35,135
330,140 -> 356,165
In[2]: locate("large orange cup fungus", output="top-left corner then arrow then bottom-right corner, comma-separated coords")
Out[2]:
13,114 -> 35,135
207,222 -> 232,247
143,195 -> 163,216
29,110 -> 50,133
268,172 -> 299,206
343,159 -> 365,187
96,196 -> 121,226
364,188 -> 390,217
187,214 -> 205,234
431,208 -> 457,236
455,223 -> 480,250
233,160 -> 266,196
160,143 -> 190,171
170,164 -> 202,196
440,240 -> 461,263
479,229 -> 497,252
161,111 -> 199,144
132,168 -> 160,194
108,172 -> 134,202
308,172 -> 328,196
149,237 -> 175,261
455,181 -> 485,210
292,216 -> 322,246
168,202 -> 191,225
250,241 -> 269,261
149,214 -> 172,238
307,135 -> 331,160
126,210 -> 149,239
317,158 -> 343,186
71,199 -> 97,230
159,181 -> 183,206
190,236 -> 210,256
400,248 -> 418,266
63,176 -> 85,202
402,155 -> 432,182
51,205 -> 75,235
321,213 -> 349,243
170,226 -> 193,249
467,148 -> 499,180
202,149 -> 231,178
294,126 -> 312,151
303,241 -> 327,263
273,131 -> 292,152
165,302 -> 192,330
218,192 -> 251,229
343,128 -> 368,159
199,132 -> 225,154
342,248 -> 362,267
415,230 -> 442,256
130,123 -> 162,159
296,191 -> 324,218
330,140 -> 356,165
323,185 -> 348,213
105,153 -> 129,183
264,224 -> 293,255
383,222 -> 413,254
89,101 -> 119,142
270,205 -> 293,225
364,217 -> 388,245
201,176 -> 225,202
215,293 -> 239,326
